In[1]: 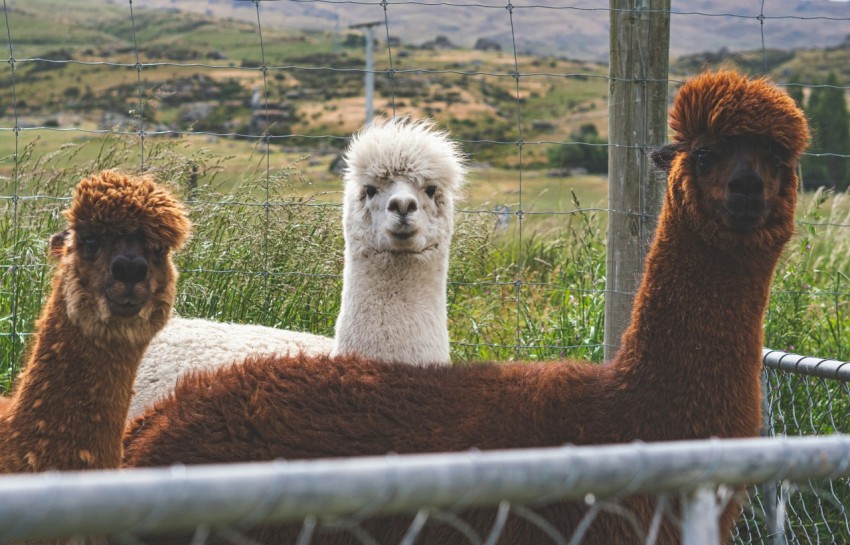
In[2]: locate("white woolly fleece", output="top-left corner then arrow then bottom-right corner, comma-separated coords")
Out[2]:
130,317 -> 333,419
332,117 -> 466,366
343,117 -> 466,200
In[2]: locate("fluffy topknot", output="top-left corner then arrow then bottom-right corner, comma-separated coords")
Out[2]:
670,70 -> 809,162
344,116 -> 466,197
65,171 -> 191,251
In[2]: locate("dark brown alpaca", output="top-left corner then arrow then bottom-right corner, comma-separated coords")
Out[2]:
124,71 -> 809,544
0,171 -> 190,474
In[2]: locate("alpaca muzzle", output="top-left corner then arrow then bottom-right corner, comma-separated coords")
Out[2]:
389,226 -> 417,240
106,290 -> 149,317
724,168 -> 766,230
106,253 -> 151,317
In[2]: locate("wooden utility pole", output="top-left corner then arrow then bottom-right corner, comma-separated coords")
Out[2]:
349,21 -> 383,125
604,0 -> 670,361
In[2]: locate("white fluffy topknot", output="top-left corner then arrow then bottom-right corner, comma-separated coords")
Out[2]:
344,116 -> 466,197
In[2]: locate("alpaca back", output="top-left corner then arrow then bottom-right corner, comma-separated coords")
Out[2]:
125,355 -> 604,466
123,356 -> 675,545
129,317 -> 334,419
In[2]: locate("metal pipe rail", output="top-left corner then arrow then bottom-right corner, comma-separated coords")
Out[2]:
0,435 -> 849,542
762,348 -> 850,382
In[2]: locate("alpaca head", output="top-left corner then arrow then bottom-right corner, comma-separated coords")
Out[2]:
652,70 -> 809,251
52,171 -> 191,345
342,117 -> 465,264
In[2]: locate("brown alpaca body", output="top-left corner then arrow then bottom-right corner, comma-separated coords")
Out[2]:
0,395 -> 11,415
0,288 -> 161,472
0,171 -> 190,474
124,71 -> 808,544
122,165 -> 778,543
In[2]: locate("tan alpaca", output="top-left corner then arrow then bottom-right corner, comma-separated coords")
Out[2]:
0,171 -> 190,473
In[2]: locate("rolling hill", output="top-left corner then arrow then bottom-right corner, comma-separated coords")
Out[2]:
105,0 -> 850,61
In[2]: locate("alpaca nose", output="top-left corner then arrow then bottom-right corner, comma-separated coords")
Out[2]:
112,254 -> 149,286
725,167 -> 766,228
728,171 -> 764,198
387,195 -> 418,217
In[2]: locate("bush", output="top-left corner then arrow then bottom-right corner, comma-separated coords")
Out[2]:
547,123 -> 608,174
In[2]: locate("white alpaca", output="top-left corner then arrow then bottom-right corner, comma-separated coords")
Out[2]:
331,117 -> 466,366
129,317 -> 334,419
129,118 -> 462,419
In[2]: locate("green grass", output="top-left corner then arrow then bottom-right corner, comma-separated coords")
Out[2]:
764,188 -> 850,358
2,134 -> 848,380
0,134 -> 614,379
2,1 -> 126,57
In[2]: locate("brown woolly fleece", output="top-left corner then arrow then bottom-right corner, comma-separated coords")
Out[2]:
65,171 -> 190,254
0,170 -> 190,475
124,71 -> 808,545
669,70 -> 809,163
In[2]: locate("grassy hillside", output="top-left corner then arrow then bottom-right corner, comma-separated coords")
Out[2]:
3,4 -> 609,152
672,39 -> 850,84
0,0 -> 616,210
4,1 -> 848,190
0,3 -> 846,202
107,0 -> 850,61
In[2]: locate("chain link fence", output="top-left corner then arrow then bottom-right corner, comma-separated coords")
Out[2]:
744,350 -> 850,545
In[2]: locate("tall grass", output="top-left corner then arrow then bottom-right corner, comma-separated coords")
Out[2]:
765,188 -> 850,359
447,191 -> 607,362
2,136 -> 849,392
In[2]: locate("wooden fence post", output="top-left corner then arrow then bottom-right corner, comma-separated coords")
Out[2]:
604,0 -> 670,361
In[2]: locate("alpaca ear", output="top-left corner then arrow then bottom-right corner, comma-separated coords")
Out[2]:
48,230 -> 69,259
650,144 -> 681,172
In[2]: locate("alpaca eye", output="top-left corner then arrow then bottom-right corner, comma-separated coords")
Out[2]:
81,237 -> 100,257
154,247 -> 167,258
694,148 -> 714,172
425,185 -> 438,198
364,185 -> 377,198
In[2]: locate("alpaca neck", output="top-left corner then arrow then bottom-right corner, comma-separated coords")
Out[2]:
2,281 -> 149,472
333,249 -> 450,366
610,210 -> 782,439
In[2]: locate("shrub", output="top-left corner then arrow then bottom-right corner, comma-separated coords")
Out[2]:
547,123 -> 608,174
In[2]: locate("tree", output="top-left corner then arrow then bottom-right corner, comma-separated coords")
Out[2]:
803,72 -> 850,190
786,73 -> 804,108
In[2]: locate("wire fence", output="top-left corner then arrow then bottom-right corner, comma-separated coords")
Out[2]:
746,350 -> 850,544
0,0 -> 850,359
1,1 -> 849,543
1,1 -> 849,363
